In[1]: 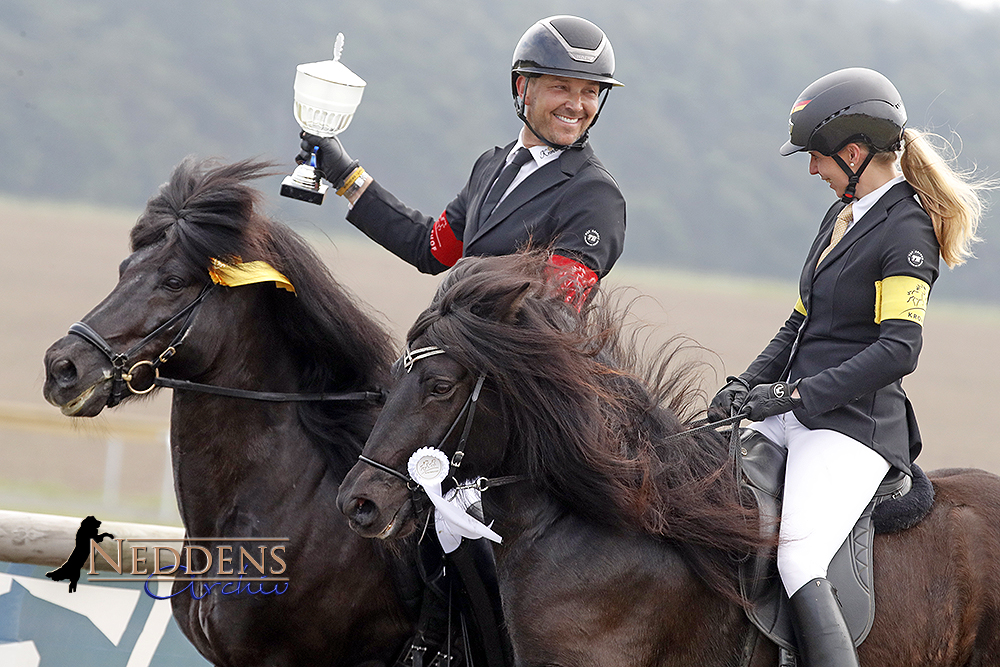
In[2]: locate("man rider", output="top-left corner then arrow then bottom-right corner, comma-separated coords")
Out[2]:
298,15 -> 626,305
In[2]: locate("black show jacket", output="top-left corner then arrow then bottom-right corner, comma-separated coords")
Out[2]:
346,141 -> 626,277
741,182 -> 940,474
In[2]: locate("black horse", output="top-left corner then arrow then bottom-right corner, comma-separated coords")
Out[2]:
338,251 -> 1000,666
43,158 -> 418,666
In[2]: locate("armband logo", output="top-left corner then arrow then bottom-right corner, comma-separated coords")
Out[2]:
584,229 -> 600,247
907,250 -> 924,268
874,276 -> 929,326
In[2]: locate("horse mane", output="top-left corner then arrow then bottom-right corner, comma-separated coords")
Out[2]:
130,157 -> 396,474
409,250 -> 767,600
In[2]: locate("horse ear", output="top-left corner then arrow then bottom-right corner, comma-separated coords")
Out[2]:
495,281 -> 533,324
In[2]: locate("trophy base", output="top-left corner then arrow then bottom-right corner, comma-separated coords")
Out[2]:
280,165 -> 329,205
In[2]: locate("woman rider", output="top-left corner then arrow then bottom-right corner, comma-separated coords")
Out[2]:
708,67 -> 990,667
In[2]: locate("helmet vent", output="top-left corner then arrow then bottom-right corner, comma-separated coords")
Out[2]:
549,16 -> 604,50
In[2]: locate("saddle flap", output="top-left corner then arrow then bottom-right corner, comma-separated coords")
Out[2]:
738,429 -> 878,650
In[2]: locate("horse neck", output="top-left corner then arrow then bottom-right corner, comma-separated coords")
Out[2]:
483,483 -> 757,665
167,291 -> 347,537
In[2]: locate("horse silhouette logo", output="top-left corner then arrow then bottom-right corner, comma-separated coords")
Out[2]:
46,515 -> 115,593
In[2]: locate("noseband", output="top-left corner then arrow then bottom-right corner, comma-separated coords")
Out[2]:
68,284 -> 214,407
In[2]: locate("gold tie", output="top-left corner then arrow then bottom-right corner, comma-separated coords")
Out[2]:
817,203 -> 853,266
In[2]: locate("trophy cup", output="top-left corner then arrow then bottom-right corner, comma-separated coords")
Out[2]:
280,33 -> 366,205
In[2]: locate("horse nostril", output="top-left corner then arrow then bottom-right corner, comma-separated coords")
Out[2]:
349,498 -> 379,529
52,358 -> 79,387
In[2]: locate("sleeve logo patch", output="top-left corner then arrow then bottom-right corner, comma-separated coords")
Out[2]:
584,229 -> 601,247
907,250 -> 925,267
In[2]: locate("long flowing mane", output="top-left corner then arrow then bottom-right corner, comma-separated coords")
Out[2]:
408,251 -> 767,599
130,157 -> 396,473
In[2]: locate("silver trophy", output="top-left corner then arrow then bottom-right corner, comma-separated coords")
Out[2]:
280,33 -> 367,205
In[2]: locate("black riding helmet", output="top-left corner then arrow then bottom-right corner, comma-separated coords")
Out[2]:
781,68 -> 906,202
511,16 -> 623,150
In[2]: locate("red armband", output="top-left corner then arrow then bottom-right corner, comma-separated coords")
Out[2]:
547,254 -> 599,310
429,211 -> 463,268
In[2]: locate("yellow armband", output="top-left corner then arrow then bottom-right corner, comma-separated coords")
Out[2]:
874,275 -> 929,326
794,296 -> 807,316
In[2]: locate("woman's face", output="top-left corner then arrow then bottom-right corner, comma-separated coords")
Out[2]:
808,150 -> 850,198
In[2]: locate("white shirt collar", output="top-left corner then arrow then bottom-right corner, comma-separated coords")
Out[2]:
490,139 -> 563,204
850,174 -> 906,228
509,139 -> 562,168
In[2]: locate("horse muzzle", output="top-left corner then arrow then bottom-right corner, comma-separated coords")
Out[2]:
337,467 -> 418,540
43,336 -> 114,417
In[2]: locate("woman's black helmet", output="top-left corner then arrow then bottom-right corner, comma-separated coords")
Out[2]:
780,67 -> 906,157
511,16 -> 622,149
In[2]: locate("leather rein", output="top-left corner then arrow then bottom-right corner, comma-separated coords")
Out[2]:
67,283 -> 383,408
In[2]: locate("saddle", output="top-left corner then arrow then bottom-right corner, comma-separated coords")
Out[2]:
737,428 -> 935,652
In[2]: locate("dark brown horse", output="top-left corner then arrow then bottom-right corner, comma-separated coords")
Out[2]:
42,158 -> 418,667
337,251 -> 1000,666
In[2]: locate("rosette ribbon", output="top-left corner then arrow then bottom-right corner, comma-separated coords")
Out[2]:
407,447 -> 502,553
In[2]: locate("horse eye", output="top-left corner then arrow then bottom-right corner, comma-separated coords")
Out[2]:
430,381 -> 454,396
163,275 -> 186,291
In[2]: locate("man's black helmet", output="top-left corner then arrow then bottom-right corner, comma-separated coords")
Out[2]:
511,15 -> 623,93
780,67 -> 906,157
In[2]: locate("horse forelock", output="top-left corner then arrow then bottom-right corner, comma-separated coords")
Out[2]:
414,252 -> 768,602
130,157 -> 275,265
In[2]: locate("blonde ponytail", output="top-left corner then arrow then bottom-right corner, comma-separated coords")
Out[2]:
898,128 -> 991,268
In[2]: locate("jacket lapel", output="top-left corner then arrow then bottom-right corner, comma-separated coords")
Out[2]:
465,142 -> 517,241
470,144 -> 592,245
813,182 -> 917,275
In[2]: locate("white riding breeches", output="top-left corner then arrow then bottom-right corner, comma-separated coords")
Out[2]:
750,411 -> 891,597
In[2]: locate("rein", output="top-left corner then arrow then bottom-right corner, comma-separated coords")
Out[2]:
661,413 -> 745,443
153,377 -> 384,403
68,283 -> 383,407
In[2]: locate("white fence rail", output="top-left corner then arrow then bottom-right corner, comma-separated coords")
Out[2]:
0,509 -> 184,572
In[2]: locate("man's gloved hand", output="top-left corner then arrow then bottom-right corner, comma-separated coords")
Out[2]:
742,380 -> 802,422
707,376 -> 751,422
298,132 -> 359,189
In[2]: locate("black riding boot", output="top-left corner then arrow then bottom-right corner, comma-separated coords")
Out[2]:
789,578 -> 860,667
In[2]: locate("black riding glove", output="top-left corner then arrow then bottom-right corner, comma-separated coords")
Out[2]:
298,132 -> 359,190
742,380 -> 802,422
707,376 -> 751,422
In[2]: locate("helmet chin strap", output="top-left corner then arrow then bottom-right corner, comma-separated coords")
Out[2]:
832,151 -> 875,203
515,78 -> 610,151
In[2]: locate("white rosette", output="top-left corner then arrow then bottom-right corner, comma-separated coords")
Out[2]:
407,447 -> 501,553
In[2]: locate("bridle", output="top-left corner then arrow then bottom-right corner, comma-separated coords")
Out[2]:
357,345 -> 526,492
67,282 -> 383,408
69,284 -> 214,407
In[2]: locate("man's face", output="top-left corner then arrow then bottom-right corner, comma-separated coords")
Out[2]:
517,74 -> 601,147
